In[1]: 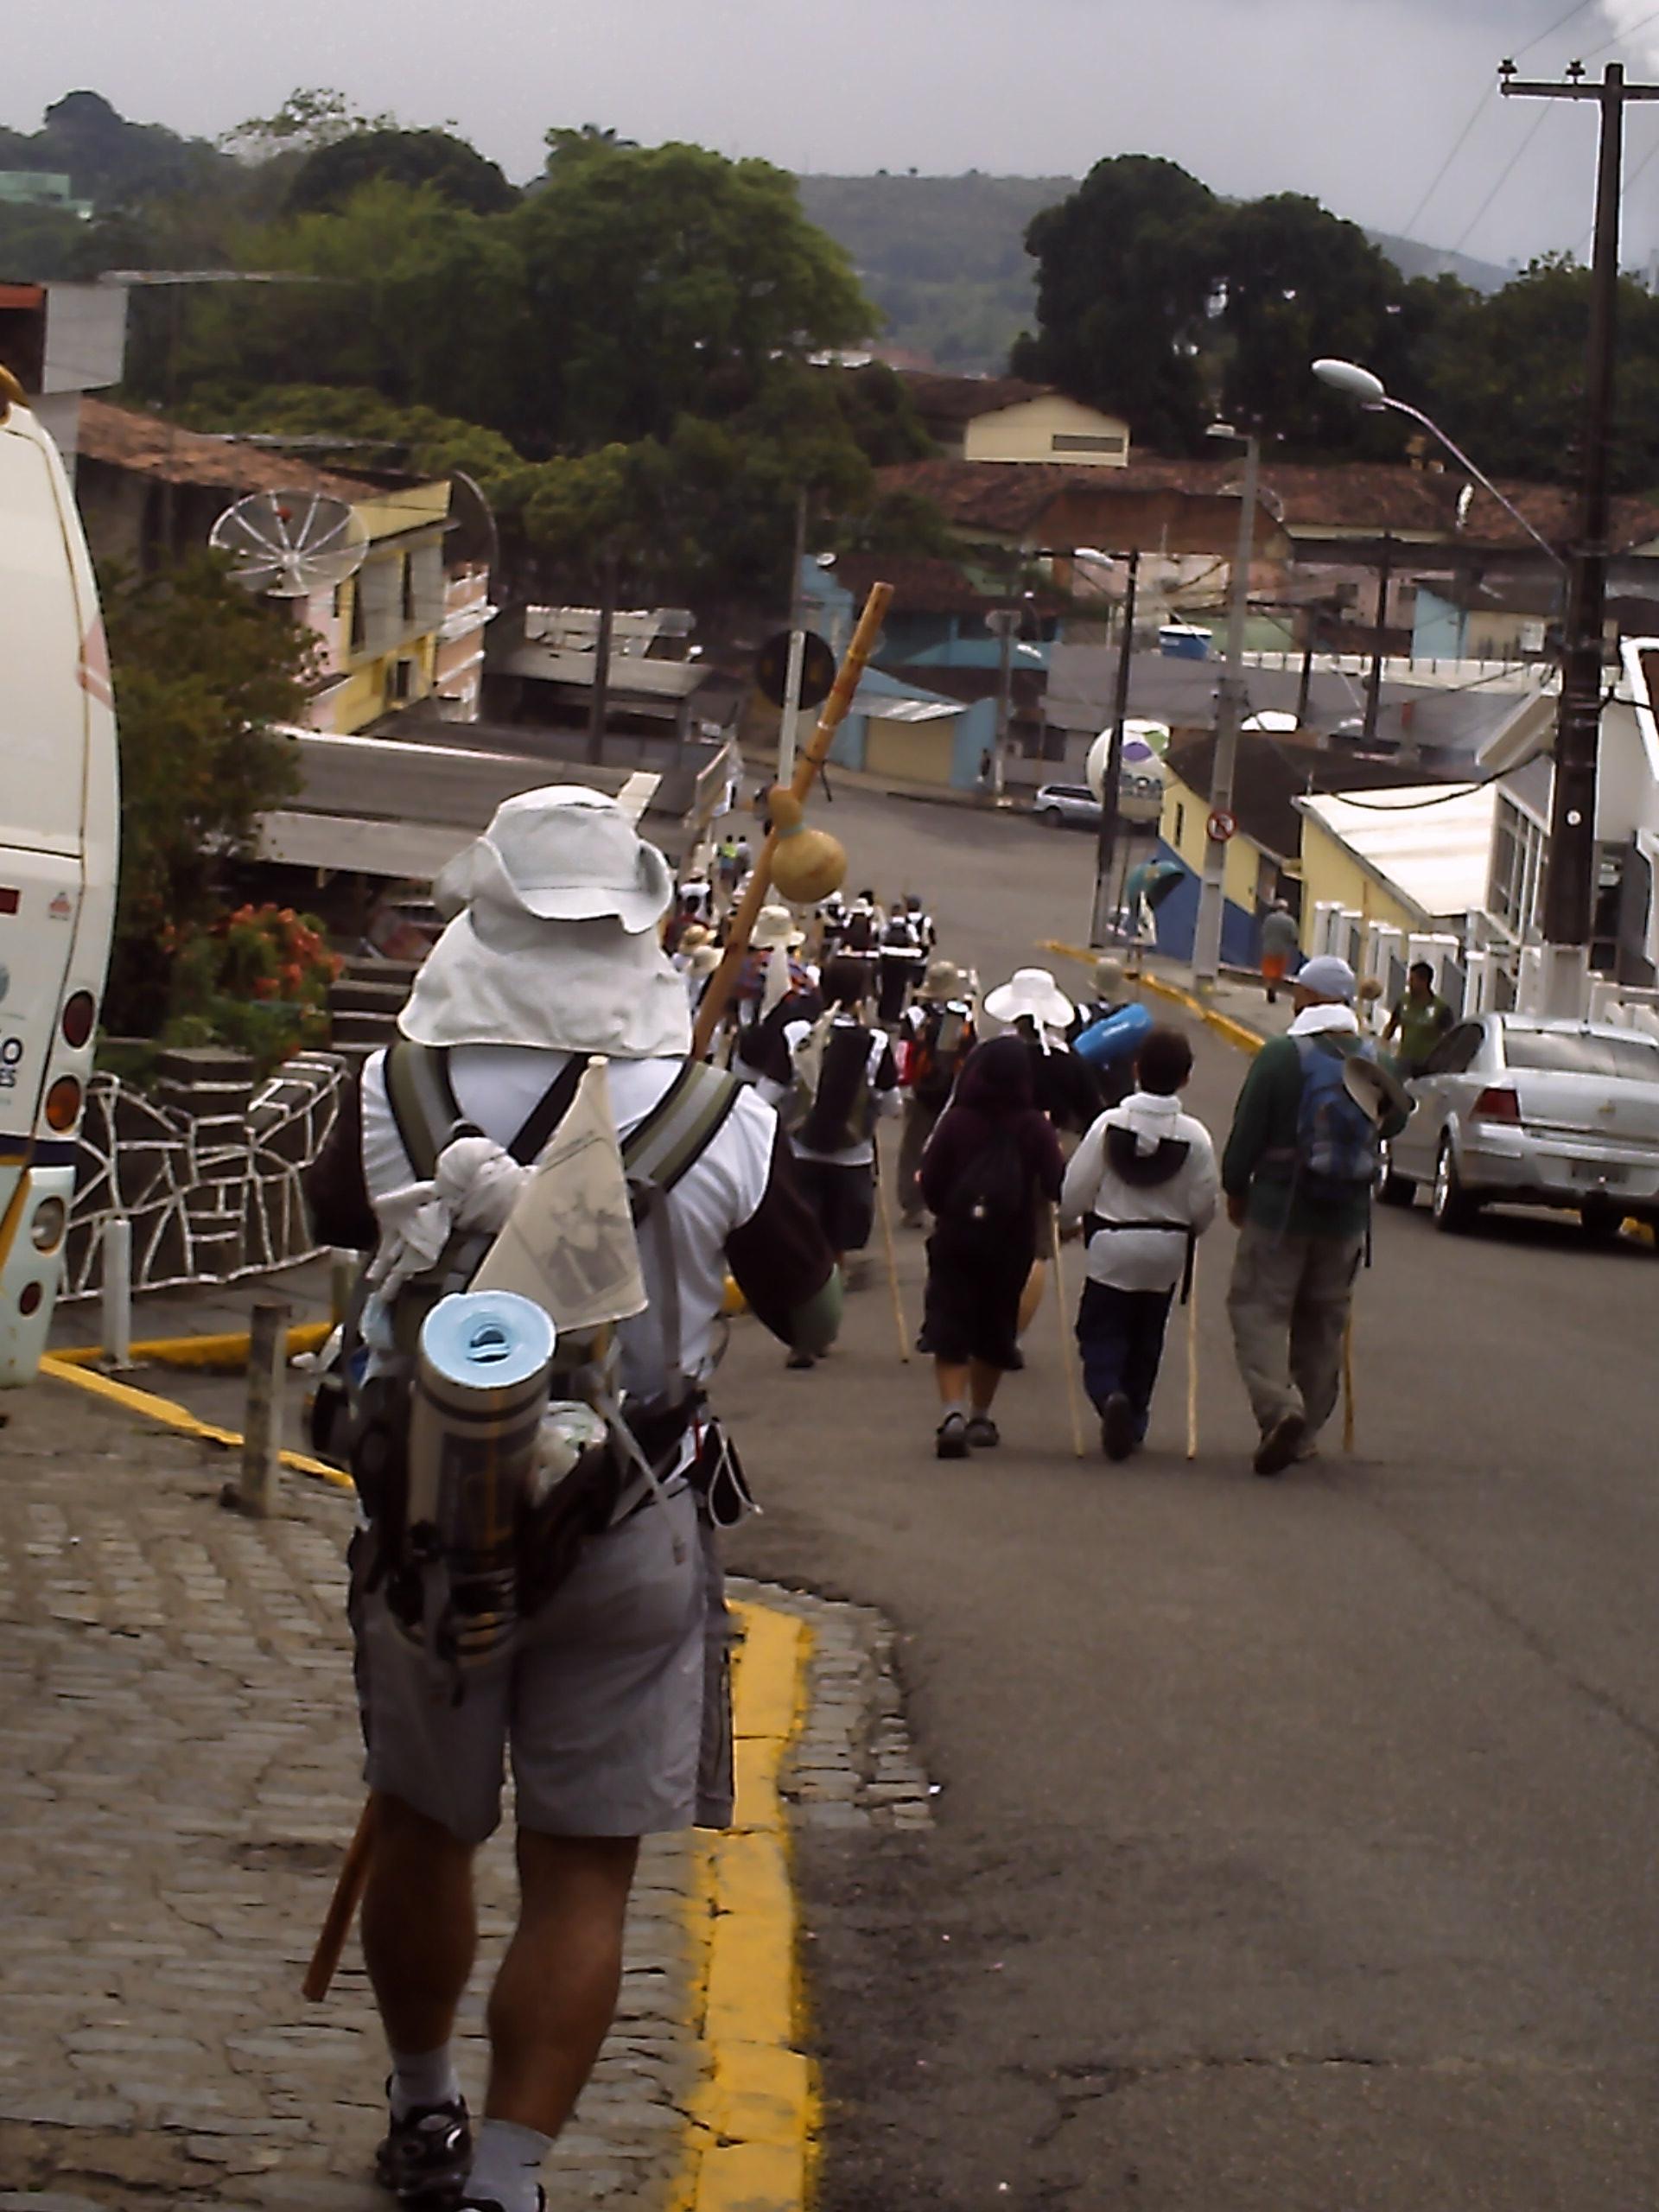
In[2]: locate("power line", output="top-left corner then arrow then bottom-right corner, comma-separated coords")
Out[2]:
1578,3 -> 1659,66
1516,0 -> 1603,60
1450,105 -> 1557,253
1401,88 -> 1494,239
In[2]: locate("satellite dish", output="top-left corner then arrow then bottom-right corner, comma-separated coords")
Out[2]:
209,490 -> 369,598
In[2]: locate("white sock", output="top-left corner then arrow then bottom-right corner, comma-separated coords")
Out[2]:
465,2117 -> 551,2211
940,1400 -> 967,1421
389,2043 -> 461,2120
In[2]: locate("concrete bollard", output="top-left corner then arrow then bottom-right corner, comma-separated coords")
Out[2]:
237,1298 -> 291,1518
329,1248 -> 356,1329
100,1216 -> 132,1370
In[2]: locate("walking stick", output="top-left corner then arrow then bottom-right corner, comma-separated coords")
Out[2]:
302,1794 -> 378,2001
1185,1252 -> 1200,1462
873,1133 -> 910,1363
1049,1214 -> 1087,1459
1342,1313 -> 1357,1452
692,582 -> 893,1061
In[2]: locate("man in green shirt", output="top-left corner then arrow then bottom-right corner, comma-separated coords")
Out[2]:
1383,960 -> 1453,1076
1222,955 -> 1408,1477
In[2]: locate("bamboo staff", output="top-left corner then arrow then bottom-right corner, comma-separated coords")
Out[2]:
1185,1255 -> 1200,1462
692,582 -> 893,1061
302,1795 -> 377,2002
1050,1216 -> 1087,1459
873,1133 -> 910,1363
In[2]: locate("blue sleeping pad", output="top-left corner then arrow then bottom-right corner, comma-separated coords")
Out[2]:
1074,1001 -> 1154,1071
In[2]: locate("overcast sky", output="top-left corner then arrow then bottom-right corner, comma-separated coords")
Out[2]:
10,0 -> 1659,272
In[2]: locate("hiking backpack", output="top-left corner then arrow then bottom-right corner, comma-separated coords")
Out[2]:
939,1128 -> 1033,1254
350,1041 -> 743,1682
1287,1033 -> 1381,1202
798,1020 -> 885,1154
907,1004 -> 975,1111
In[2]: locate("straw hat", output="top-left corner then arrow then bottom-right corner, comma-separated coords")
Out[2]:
983,967 -> 1073,1032
678,922 -> 713,952
752,904 -> 806,951
1092,957 -> 1127,998
923,958 -> 962,999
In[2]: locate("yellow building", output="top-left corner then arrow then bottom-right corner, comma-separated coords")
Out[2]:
305,480 -> 454,734
1153,765 -> 1284,967
900,372 -> 1131,468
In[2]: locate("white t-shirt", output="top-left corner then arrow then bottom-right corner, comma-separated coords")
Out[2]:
360,1045 -> 775,1389
1060,1090 -> 1219,1293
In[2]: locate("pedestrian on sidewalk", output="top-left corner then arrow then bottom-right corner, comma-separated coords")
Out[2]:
303,786 -> 840,2212
919,1035 -> 1065,1459
1059,1026 -> 1217,1460
1383,959 -> 1453,1076
896,960 -> 977,1227
1259,899 -> 1300,1005
1221,953 -> 1408,1477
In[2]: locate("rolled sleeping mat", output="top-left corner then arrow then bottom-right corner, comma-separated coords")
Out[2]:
404,1290 -> 557,1664
1074,1000 -> 1154,1071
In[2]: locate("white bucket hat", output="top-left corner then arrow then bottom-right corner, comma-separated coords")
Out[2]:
399,786 -> 690,1058
432,785 -> 672,932
752,904 -> 805,951
983,966 -> 1074,1033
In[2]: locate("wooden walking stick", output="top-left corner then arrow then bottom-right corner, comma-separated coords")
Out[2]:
873,1132 -> 910,1363
1185,1251 -> 1200,1462
1342,1312 -> 1357,1452
692,582 -> 892,1061
302,1794 -> 378,2001
1050,1214 -> 1087,1459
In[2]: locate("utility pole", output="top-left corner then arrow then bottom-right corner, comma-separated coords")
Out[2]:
1501,58 -> 1659,1014
1090,548 -> 1140,946
1362,533 -> 1393,747
986,606 -> 1021,800
1191,431 -> 1261,988
587,547 -> 617,766
778,486 -> 810,782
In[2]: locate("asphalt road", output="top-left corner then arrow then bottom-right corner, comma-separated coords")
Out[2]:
722,785 -> 1659,2210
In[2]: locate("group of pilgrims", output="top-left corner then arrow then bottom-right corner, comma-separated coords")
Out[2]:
662,854 -> 1207,1459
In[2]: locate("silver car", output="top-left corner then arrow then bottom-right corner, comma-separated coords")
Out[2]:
1378,1013 -> 1659,1240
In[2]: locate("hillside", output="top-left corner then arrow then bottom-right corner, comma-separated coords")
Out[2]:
798,171 -> 1513,375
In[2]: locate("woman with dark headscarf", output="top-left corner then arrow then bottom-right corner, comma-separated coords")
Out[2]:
918,1035 -> 1065,1458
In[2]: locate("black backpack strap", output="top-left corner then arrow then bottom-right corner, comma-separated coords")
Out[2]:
508,1057 -> 587,1165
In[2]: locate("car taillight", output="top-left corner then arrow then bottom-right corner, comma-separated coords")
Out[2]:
44,1077 -> 82,1132
30,1197 -> 67,1253
61,991 -> 97,1049
1473,1085 -> 1520,1123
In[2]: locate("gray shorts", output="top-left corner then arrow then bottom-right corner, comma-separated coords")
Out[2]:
351,1489 -> 734,1847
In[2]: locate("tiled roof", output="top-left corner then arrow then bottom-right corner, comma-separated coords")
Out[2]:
897,372 -> 1052,426
877,455 -> 1659,556
75,398 -> 382,500
831,552 -> 1067,616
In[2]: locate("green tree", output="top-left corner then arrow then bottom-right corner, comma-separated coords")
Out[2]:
285,127 -> 517,216
102,555 -> 312,1033
1012,156 -> 1220,452
507,137 -> 872,448
219,87 -> 397,162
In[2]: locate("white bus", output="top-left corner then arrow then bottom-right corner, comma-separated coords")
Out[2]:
0,367 -> 118,1386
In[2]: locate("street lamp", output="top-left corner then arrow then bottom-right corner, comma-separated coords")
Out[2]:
1312,359 -> 1562,569
1190,423 -> 1261,988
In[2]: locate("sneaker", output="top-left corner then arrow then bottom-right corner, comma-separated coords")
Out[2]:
1100,1392 -> 1135,1463
375,2095 -> 472,2207
935,1411 -> 969,1460
1253,1410 -> 1306,1478
963,1414 -> 1000,1448
785,1348 -> 817,1370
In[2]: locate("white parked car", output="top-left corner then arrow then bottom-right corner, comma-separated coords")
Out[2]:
1378,1013 -> 1659,1241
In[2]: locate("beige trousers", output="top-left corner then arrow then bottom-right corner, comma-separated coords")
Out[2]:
1226,1217 -> 1363,1442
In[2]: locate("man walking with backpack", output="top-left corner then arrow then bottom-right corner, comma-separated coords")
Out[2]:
1221,954 -> 1407,1477
897,959 -> 976,1226
1060,1026 -> 1217,1461
304,787 -> 840,2212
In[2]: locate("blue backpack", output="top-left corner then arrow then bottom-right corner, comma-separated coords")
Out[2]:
1290,1033 -> 1380,1201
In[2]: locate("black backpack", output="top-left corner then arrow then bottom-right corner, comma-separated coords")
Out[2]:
940,1127 -> 1032,1253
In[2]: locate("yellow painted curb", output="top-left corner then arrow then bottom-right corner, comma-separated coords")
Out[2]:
51,1320 -> 335,1371
39,1354 -> 354,1491
676,1598 -> 817,2212
1043,938 -> 1263,1058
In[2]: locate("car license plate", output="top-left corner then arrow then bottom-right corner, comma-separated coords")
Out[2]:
1569,1159 -> 1627,1185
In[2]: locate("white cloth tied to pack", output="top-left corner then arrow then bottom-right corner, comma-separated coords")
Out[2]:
367,1135 -> 531,1300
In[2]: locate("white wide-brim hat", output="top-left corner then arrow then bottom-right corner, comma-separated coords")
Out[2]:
753,904 -> 806,951
983,967 -> 1074,1032
399,787 -> 690,1058
433,785 -> 673,933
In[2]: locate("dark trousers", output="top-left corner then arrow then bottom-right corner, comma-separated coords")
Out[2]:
1076,1280 -> 1174,1441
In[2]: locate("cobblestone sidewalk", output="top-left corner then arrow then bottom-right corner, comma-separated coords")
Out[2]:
0,1382 -> 698,2211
